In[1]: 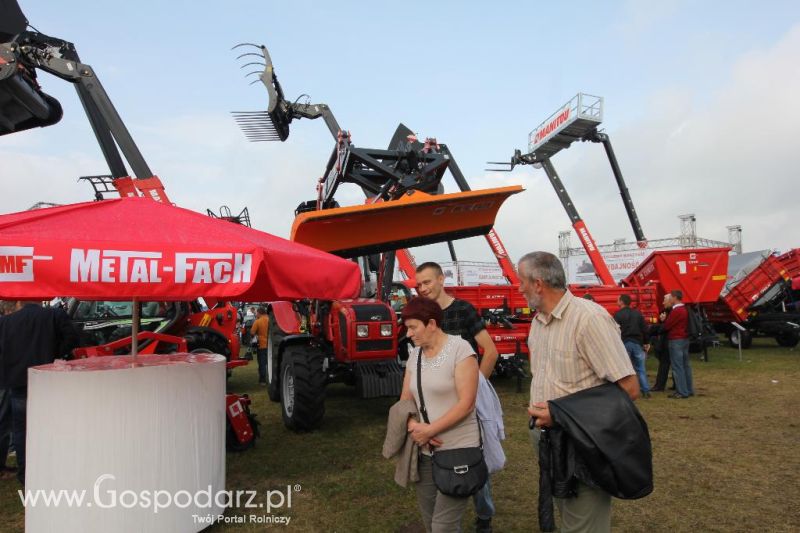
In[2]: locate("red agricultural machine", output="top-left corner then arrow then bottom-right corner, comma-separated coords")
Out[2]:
232,43 -> 522,430
489,94 -> 662,320
491,93 -> 741,354
0,3 -> 257,450
703,248 -> 800,348
499,93 -> 800,353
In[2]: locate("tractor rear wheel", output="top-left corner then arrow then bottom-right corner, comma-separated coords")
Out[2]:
280,345 -> 326,432
266,311 -> 284,402
728,329 -> 753,349
776,331 -> 800,348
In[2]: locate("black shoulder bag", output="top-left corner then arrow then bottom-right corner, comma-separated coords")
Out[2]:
416,346 -> 488,498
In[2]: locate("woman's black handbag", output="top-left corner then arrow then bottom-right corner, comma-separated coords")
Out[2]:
416,348 -> 488,498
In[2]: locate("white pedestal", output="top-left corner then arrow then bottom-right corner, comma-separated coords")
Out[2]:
25,353 -> 227,533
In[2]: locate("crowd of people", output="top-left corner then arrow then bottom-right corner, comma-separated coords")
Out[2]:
384,252 -> 696,533
0,251 -> 695,532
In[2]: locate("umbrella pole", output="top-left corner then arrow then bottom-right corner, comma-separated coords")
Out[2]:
132,297 -> 139,363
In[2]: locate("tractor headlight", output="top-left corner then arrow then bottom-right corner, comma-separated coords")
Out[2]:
380,324 -> 393,337
356,325 -> 369,338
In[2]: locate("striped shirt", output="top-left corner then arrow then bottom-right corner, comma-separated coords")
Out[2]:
528,291 -> 634,405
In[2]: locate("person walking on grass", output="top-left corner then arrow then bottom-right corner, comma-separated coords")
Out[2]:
614,294 -> 651,398
519,252 -> 639,533
415,262 -> 502,533
399,297 -> 481,533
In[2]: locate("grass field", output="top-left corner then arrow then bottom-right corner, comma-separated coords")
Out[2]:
1,337 -> 799,532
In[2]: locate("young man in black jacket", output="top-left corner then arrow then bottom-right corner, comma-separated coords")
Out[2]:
614,294 -> 651,398
0,301 -> 78,484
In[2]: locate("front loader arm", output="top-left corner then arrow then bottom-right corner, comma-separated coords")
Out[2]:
2,26 -> 169,202
290,101 -> 341,140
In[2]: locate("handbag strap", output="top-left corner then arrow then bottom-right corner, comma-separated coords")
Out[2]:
416,347 -> 430,424
415,341 -> 483,449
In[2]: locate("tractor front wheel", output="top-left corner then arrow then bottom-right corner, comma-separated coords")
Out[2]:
280,346 -> 326,432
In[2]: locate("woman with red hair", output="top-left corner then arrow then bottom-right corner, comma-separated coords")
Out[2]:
399,296 -> 480,532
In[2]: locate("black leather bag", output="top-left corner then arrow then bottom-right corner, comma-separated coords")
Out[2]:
416,348 -> 488,498
430,446 -> 488,498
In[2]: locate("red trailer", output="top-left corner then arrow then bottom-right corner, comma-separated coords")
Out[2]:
621,248 -> 731,305
718,254 -> 788,321
447,284 -> 532,359
420,260 -> 660,356
777,248 -> 800,280
704,249 -> 800,348
570,284 -> 660,323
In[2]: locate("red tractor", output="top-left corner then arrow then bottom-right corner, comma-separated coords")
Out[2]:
233,43 -> 521,431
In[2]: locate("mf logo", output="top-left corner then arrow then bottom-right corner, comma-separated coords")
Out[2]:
0,246 -> 53,282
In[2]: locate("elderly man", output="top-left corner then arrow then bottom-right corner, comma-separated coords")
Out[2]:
519,252 -> 639,532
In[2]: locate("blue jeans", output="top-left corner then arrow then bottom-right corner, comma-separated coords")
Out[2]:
668,339 -> 693,397
623,341 -> 650,394
473,475 -> 495,520
10,390 -> 26,485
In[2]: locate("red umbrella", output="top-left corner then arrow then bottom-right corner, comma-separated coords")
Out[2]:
0,197 -> 362,301
0,197 -> 362,356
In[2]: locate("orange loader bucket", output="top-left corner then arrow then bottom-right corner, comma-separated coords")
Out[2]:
291,186 -> 523,257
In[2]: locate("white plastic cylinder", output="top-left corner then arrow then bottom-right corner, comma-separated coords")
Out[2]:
25,353 -> 227,533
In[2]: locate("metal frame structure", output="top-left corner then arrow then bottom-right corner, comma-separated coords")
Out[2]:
207,206 -> 252,228
560,235 -> 734,258
727,225 -> 743,255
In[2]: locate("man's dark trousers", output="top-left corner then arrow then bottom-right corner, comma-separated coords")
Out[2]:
257,348 -> 268,383
10,389 -> 25,485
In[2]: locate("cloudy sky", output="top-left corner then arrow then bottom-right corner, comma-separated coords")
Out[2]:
3,0 -> 799,265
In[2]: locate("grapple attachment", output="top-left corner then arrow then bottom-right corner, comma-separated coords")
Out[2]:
231,44 -> 291,141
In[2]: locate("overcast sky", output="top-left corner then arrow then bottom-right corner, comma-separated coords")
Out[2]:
2,0 -> 799,264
